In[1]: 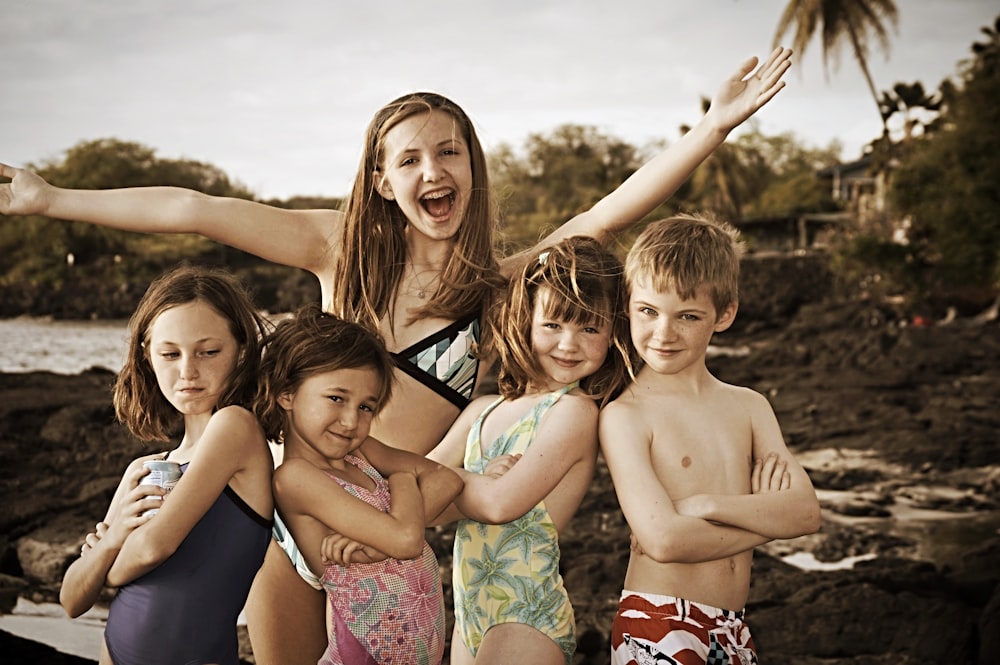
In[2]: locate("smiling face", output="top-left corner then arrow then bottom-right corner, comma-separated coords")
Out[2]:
277,367 -> 383,465
375,109 -> 473,243
529,288 -> 612,391
146,300 -> 240,419
628,277 -> 736,377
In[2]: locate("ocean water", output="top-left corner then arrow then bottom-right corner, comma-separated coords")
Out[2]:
0,317 -> 128,374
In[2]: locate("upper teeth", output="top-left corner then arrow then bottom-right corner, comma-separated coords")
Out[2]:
423,191 -> 450,200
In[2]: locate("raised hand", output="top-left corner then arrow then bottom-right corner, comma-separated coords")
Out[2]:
0,163 -> 52,216
706,47 -> 793,132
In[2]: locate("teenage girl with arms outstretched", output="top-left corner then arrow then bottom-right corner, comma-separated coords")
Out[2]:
3,48 -> 791,664
253,304 -> 464,664
59,265 -> 274,665
427,236 -> 632,664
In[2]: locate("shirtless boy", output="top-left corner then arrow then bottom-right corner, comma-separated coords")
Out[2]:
599,215 -> 821,664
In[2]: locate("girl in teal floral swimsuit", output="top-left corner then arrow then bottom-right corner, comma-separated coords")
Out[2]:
429,236 -> 633,664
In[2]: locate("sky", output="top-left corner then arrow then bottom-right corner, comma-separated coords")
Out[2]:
1,0 -> 996,200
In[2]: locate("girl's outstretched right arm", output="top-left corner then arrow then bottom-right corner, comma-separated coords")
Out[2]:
0,162 -> 341,279
59,455 -> 165,618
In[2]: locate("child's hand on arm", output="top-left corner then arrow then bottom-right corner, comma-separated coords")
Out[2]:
60,460 -> 165,618
752,452 -> 791,494
482,453 -> 521,479
321,532 -> 388,568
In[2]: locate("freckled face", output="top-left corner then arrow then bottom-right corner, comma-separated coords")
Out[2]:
147,301 -> 240,417
529,288 -> 611,390
375,109 -> 473,243
277,367 -> 383,464
628,278 -> 735,376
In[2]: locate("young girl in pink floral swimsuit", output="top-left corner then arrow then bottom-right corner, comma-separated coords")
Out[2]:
253,305 -> 464,664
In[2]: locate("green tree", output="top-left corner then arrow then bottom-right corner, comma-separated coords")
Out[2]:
489,125 -> 646,251
888,14 -> 1000,314
733,130 -> 842,218
773,0 -> 898,137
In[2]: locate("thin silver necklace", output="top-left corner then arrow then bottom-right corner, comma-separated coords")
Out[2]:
408,263 -> 438,299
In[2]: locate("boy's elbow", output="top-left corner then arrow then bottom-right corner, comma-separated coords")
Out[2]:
779,499 -> 822,538
635,527 -> 685,564
801,502 -> 823,535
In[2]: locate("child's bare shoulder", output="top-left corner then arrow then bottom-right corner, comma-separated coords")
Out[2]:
599,388 -> 655,440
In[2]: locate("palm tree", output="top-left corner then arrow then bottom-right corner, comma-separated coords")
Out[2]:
684,99 -> 769,222
773,0 -> 899,137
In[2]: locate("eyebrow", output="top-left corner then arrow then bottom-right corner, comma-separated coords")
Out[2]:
152,337 -> 225,346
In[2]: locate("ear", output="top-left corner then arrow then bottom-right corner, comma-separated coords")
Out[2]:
714,302 -> 738,333
277,391 -> 294,411
373,171 -> 395,201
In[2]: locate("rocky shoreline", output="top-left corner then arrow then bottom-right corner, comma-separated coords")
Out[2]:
2,257 -> 999,663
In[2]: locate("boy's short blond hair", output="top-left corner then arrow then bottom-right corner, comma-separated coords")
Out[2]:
625,214 -> 745,316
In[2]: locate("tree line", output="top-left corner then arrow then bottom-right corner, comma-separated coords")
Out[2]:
1,9 -> 997,320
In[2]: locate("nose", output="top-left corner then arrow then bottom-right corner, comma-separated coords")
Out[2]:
179,355 -> 199,380
557,330 -> 580,351
422,157 -> 443,183
338,407 -> 358,430
654,317 -> 676,342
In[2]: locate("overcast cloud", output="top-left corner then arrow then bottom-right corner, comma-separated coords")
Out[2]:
1,0 -> 995,198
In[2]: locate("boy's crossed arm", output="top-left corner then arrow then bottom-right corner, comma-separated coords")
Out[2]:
601,403 -> 776,564
671,391 -> 822,541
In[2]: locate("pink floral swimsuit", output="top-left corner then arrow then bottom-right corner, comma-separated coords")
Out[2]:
319,454 -> 445,665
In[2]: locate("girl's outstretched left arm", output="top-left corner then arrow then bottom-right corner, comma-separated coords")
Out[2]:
503,47 -> 793,274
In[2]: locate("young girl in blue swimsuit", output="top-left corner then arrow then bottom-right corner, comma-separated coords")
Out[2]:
59,265 -> 274,665
428,235 -> 632,664
3,47 -> 791,664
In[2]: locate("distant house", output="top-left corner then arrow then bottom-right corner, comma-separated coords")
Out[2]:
817,153 -> 900,236
733,153 -> 903,254
734,213 -> 848,254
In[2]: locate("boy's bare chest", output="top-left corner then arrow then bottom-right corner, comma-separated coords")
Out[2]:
647,408 -> 754,495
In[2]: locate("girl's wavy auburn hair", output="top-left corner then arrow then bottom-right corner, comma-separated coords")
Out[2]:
487,236 -> 632,406
333,92 -> 505,333
114,265 -> 270,442
253,304 -> 395,443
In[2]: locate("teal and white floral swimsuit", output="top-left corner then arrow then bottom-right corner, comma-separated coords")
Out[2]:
452,383 -> 577,664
